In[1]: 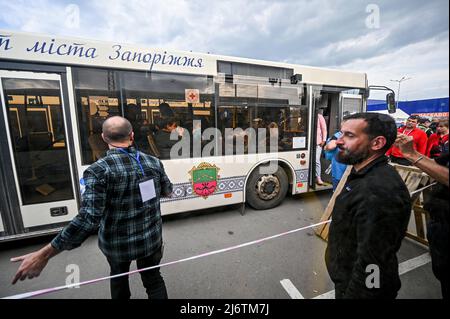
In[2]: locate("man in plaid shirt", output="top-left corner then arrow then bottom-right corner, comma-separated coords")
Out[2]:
11,116 -> 173,299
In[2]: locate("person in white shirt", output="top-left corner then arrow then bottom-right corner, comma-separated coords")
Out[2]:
316,110 -> 328,185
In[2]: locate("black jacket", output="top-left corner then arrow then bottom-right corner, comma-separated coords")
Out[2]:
424,151 -> 449,282
154,130 -> 179,160
325,155 -> 411,298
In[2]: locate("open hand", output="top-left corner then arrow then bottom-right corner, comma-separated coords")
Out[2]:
11,250 -> 49,284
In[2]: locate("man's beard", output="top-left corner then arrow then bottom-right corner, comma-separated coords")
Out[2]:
337,145 -> 370,165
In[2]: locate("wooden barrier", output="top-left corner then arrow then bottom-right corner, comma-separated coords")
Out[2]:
315,163 -> 432,245
314,165 -> 352,240
391,164 -> 431,246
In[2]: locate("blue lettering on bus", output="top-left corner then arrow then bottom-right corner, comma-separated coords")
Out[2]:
85,47 -> 97,59
27,41 -> 46,53
149,53 -> 162,71
0,34 -> 13,51
108,44 -> 204,70
121,50 -> 132,61
111,45 -> 148,63
185,57 -> 195,67
56,44 -> 67,55
22,39 -> 203,69
166,55 -> 174,64
109,44 -> 122,60
66,43 -> 85,57
132,52 -> 143,62
66,43 -> 97,58
171,56 -> 182,66
26,39 -> 98,58
161,51 -> 169,64
179,57 -> 187,66
47,39 -> 57,54
143,53 -> 152,63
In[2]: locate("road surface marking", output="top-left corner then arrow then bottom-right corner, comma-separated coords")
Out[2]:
280,279 -> 305,299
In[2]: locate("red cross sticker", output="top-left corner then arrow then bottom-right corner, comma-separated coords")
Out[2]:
185,89 -> 200,103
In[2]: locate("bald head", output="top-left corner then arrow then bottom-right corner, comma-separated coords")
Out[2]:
102,116 -> 133,144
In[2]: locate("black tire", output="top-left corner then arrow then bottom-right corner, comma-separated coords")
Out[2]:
245,164 -> 289,210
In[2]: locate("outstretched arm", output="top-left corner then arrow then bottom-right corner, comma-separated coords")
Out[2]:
11,168 -> 107,284
395,134 -> 449,187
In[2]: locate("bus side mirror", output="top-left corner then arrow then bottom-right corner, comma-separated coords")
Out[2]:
386,93 -> 396,114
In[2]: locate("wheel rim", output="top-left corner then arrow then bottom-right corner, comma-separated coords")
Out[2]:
255,175 -> 280,200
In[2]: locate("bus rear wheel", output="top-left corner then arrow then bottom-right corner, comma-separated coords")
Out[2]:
245,165 -> 288,210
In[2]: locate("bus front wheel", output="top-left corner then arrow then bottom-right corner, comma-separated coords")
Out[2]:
245,165 -> 288,210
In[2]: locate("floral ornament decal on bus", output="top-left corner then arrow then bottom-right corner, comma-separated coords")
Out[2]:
189,162 -> 220,199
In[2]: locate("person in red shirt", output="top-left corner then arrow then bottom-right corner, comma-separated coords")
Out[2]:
386,115 -> 427,165
427,119 -> 449,158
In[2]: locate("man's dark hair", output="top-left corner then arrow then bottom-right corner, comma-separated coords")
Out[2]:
159,102 -> 175,117
343,112 -> 397,152
439,119 -> 449,128
160,117 -> 177,129
419,117 -> 431,124
407,114 -> 420,122
102,116 -> 133,143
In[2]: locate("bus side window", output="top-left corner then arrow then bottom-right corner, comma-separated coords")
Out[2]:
88,116 -> 108,160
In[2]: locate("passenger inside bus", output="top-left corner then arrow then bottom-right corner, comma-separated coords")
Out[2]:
124,103 -> 150,151
158,102 -> 175,118
154,118 -> 184,159
152,102 -> 175,131
87,116 -> 108,160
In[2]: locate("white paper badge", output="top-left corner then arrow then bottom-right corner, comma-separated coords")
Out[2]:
139,179 -> 156,203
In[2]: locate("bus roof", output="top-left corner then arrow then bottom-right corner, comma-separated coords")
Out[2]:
0,29 -> 367,89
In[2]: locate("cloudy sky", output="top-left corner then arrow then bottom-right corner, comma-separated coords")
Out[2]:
0,0 -> 448,100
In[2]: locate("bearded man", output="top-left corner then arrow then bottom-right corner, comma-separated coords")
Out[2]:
325,112 -> 411,299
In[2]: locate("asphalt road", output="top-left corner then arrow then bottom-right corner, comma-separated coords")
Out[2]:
0,190 -> 442,299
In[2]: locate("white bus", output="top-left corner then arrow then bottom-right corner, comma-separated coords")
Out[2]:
0,30 -> 390,241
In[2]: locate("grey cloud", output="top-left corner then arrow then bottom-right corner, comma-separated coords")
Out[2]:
0,0 -> 447,99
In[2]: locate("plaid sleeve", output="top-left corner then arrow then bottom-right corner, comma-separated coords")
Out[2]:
158,160 -> 173,197
51,167 -> 107,251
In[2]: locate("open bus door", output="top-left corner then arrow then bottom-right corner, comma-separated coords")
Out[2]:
309,88 -> 364,190
0,70 -> 78,240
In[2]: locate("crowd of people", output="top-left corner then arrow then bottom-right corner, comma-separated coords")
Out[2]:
324,115 -> 448,190
387,115 -> 448,165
